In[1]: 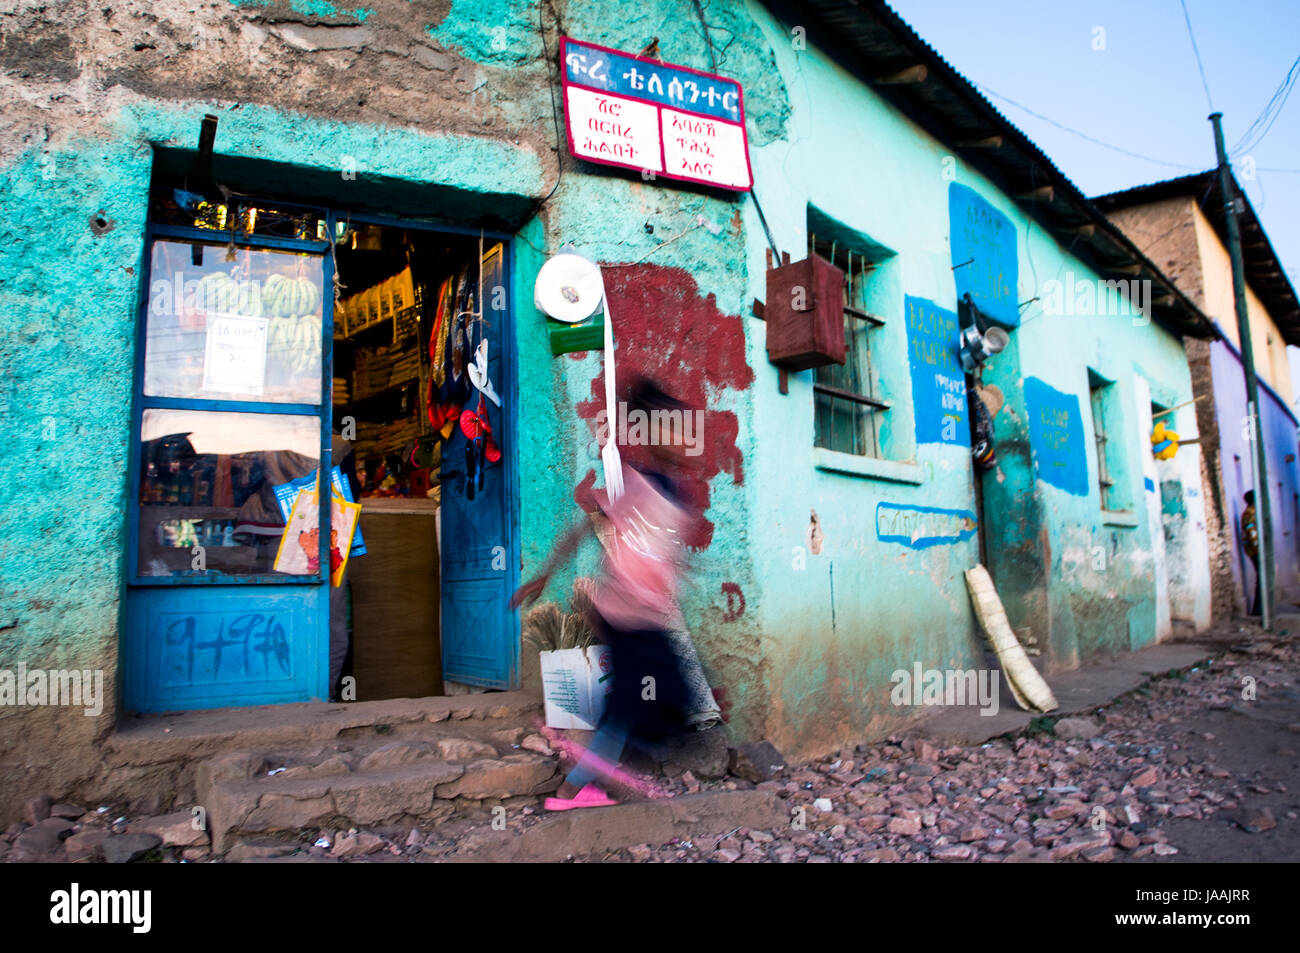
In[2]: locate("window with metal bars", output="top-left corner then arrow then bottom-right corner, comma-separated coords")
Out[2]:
810,235 -> 889,458
1089,370 -> 1120,510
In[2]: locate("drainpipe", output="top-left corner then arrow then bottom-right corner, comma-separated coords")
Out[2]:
1210,112 -> 1272,629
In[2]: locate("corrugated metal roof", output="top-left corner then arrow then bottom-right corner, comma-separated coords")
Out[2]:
761,0 -> 1217,339
1095,171 -> 1300,345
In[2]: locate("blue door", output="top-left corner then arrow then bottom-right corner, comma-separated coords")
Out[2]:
439,241 -> 520,688
124,219 -> 335,713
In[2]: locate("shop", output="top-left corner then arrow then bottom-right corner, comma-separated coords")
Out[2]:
124,176 -> 520,712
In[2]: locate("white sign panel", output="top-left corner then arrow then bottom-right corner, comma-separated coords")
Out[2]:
202,313 -> 269,397
660,107 -> 751,190
565,85 -> 663,174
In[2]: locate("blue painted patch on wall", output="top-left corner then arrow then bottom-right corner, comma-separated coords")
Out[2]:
905,296 -> 968,447
949,183 -> 1019,328
1024,377 -> 1089,496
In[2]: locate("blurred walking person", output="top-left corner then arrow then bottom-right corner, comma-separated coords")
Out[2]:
511,376 -> 702,809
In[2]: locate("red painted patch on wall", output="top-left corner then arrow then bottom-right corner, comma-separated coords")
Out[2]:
721,581 -> 745,621
574,263 -> 753,550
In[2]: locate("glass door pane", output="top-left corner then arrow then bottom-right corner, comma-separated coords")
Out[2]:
137,409 -> 322,578
144,239 -> 325,404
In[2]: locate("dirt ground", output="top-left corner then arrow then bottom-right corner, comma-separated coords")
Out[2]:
1137,633 -> 1299,862
8,620 -> 1293,864
328,619 -> 1300,863
571,619 -> 1300,863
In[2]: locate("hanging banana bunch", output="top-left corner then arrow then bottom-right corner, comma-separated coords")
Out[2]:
196,271 -> 263,315
262,274 -> 321,375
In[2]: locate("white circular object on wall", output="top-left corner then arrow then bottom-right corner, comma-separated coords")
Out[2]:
534,252 -> 604,323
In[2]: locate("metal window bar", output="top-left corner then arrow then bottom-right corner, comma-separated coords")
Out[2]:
1091,387 -> 1112,506
811,238 -> 888,458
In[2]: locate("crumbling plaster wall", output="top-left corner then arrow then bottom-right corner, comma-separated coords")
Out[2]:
0,0 -> 794,812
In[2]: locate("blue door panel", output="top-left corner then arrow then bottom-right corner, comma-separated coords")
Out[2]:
440,243 -> 519,688
440,576 -> 515,685
125,585 -> 327,712
123,217 -> 519,710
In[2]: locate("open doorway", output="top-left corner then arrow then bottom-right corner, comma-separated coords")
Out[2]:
123,179 -> 520,713
330,223 -> 510,701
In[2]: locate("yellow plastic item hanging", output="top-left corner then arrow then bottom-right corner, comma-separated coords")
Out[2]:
1151,420 -> 1179,460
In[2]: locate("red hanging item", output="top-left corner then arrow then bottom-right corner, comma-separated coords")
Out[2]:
458,395 -> 501,463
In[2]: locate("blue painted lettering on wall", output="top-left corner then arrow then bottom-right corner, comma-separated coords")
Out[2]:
162,612 -> 291,686
949,183 -> 1019,328
905,296 -> 968,445
876,501 -> 978,549
1024,377 -> 1089,496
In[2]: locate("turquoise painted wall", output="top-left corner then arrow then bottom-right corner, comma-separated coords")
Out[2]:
0,90 -> 551,804
738,1 -> 1199,755
0,0 -> 1206,799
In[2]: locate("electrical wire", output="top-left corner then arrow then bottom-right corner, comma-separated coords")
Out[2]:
689,0 -> 781,259
1230,54 -> 1300,157
1179,0 -> 1216,113
533,0 -> 567,214
691,0 -> 718,72
974,83 -> 1203,171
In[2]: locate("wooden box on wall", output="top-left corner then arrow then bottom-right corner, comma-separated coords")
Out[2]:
764,253 -> 848,371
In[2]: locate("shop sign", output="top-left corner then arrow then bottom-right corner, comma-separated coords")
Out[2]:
561,37 -> 752,191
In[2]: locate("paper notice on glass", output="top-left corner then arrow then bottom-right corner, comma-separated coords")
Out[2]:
203,313 -> 269,397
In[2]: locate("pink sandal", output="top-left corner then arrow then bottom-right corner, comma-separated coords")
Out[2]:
544,783 -> 619,811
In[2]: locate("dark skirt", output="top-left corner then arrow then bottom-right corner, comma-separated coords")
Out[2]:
592,612 -> 691,746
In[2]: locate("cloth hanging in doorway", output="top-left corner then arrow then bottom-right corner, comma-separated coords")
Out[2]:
428,274 -> 454,389
427,267 -> 476,440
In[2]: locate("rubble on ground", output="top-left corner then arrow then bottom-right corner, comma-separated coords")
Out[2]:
4,621 -> 1294,863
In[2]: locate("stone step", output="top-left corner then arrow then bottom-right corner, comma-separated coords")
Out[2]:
197,724 -> 743,857
198,713 -> 553,779
442,790 -> 785,862
220,789 -> 783,863
90,692 -> 543,817
108,692 -> 542,765
202,744 -> 561,854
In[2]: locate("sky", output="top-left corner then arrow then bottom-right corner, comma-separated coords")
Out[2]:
888,0 -> 1300,293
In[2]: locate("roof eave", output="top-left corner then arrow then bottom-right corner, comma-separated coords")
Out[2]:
760,0 -> 1217,339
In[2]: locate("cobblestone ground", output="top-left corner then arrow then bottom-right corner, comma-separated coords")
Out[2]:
6,622 -> 1294,864
578,622 -> 1300,863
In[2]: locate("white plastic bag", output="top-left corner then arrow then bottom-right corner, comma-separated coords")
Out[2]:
539,645 -> 613,730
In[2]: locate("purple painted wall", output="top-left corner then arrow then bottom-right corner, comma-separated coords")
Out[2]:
1210,339 -> 1300,610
